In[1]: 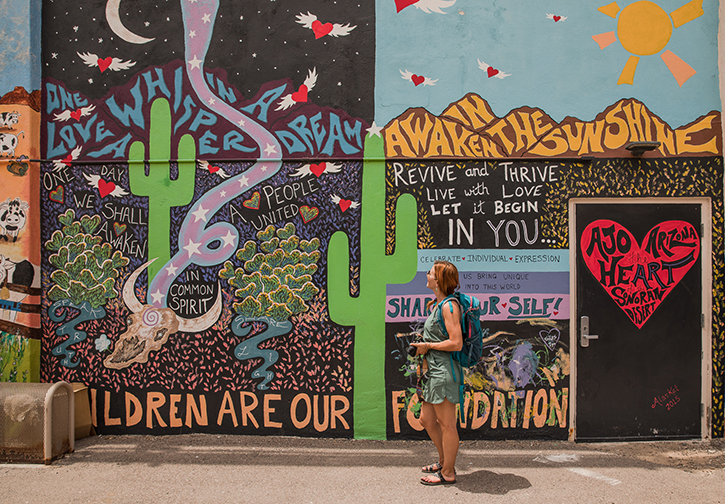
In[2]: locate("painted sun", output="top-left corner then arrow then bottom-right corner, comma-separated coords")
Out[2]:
593,0 -> 704,86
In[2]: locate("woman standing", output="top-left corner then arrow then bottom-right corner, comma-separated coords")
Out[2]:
411,260 -> 463,485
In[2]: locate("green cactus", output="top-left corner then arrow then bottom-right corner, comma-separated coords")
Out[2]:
327,134 -> 418,440
128,98 -> 196,281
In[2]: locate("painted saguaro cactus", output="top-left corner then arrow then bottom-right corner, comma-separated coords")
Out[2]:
327,133 -> 418,439
128,98 -> 196,281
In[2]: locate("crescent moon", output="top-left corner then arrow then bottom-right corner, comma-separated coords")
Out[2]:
105,0 -> 155,44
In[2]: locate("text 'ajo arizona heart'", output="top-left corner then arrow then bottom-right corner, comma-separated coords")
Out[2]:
581,219 -> 699,328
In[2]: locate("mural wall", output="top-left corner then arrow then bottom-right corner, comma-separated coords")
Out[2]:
0,0 -> 41,384
39,0 -> 724,439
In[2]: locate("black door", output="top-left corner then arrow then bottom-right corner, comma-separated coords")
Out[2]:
575,201 -> 703,440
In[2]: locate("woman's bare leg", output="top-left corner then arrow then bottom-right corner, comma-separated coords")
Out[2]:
419,400 -> 445,468
421,399 -> 458,483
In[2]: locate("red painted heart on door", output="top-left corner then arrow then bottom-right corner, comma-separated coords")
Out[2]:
581,219 -> 700,328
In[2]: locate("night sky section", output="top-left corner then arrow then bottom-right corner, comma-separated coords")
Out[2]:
42,0 -> 375,123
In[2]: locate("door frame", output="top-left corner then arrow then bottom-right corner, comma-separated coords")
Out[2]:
568,197 -> 712,441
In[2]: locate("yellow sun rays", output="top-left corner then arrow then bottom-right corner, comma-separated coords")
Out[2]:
593,0 -> 703,86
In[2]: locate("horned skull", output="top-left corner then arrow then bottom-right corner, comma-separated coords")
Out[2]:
104,259 -> 222,370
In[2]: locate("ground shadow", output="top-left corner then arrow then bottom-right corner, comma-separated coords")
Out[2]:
455,469 -> 532,494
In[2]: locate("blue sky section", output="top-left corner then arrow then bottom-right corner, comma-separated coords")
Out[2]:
375,0 -> 720,129
0,0 -> 41,96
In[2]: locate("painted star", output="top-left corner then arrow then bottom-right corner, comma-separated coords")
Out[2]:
189,30 -> 196,38
192,205 -> 210,222
208,97 -> 216,105
238,118 -> 246,127
264,144 -> 277,156
150,290 -> 165,304
219,190 -> 227,198
165,264 -> 178,276
238,175 -> 249,187
366,121 -> 383,137
183,239 -> 202,257
202,13 -> 211,23
221,231 -> 236,247
188,55 -> 202,70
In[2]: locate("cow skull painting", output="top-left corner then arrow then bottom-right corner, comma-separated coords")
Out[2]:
104,259 -> 222,370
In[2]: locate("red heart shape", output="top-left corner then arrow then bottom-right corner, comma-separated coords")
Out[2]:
487,67 -> 499,78
70,109 -> 82,121
310,162 -> 326,177
97,57 -> 113,73
243,192 -> 261,210
553,15 -> 561,22
311,20 -> 333,39
49,186 -> 64,203
339,199 -> 352,212
291,84 -> 308,103
411,74 -> 425,86
208,165 -> 220,174
62,155 -> 73,167
502,303 -> 507,308
395,0 -> 419,12
581,219 -> 700,328
97,179 -> 116,198
299,205 -> 319,223
553,311 -> 559,316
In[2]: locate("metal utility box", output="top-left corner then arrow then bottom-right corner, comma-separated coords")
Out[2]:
0,382 -> 75,464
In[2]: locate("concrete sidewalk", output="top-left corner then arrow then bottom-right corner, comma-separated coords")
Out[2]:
2,434 -> 725,503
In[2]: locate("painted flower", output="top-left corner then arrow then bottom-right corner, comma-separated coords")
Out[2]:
95,334 -> 110,352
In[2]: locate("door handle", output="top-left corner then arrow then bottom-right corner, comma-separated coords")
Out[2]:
580,316 -> 599,348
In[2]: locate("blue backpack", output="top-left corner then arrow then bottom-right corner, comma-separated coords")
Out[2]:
435,292 -> 484,406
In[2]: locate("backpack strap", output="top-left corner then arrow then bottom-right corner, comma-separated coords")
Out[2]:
435,295 -> 462,336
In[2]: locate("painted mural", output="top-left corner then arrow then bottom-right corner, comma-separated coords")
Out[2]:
38,0 -> 724,439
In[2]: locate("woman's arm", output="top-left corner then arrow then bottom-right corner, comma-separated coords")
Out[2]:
412,300 -> 463,355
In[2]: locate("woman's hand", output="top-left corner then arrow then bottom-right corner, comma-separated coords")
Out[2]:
410,342 -> 429,356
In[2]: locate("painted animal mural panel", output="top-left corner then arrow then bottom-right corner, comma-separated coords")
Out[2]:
39,0 -> 724,438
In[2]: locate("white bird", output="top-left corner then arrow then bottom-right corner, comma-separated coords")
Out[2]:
52,146 -> 82,172
477,59 -> 511,79
77,52 -> 136,72
400,69 -> 437,86
83,173 -> 129,197
53,104 -> 96,122
197,160 -> 230,179
276,68 -> 318,111
330,194 -> 360,212
413,0 -> 457,14
289,162 -> 342,178
296,12 -> 356,38
546,13 -> 568,22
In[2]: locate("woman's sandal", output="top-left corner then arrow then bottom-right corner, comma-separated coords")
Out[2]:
421,470 -> 456,486
422,461 -> 442,473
